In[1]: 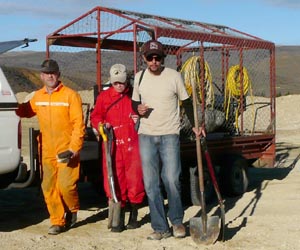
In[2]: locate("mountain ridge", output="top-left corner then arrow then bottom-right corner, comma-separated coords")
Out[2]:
1,46 -> 299,96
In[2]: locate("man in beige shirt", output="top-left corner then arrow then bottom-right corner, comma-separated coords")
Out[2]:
132,40 -> 191,240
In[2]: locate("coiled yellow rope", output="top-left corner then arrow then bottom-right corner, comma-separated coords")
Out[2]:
224,65 -> 254,132
180,56 -> 214,107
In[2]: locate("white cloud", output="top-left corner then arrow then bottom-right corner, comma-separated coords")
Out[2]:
264,0 -> 300,8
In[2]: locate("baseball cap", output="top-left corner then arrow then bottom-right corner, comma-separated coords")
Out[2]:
41,59 -> 60,73
109,64 -> 127,83
142,40 -> 165,57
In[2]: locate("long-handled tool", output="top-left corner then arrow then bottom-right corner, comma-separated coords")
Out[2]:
99,125 -> 118,203
99,124 -> 121,229
189,80 -> 220,245
201,137 -> 225,241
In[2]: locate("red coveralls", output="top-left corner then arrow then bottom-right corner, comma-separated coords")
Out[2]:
90,86 -> 145,207
16,83 -> 85,226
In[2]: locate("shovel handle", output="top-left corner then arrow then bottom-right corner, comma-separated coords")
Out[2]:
191,80 -> 205,193
98,124 -> 107,142
202,138 -> 222,204
98,123 -> 118,203
192,79 -> 208,235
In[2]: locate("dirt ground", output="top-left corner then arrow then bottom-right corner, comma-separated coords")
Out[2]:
0,93 -> 300,250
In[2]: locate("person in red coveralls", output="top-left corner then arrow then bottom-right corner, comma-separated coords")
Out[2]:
90,64 -> 145,232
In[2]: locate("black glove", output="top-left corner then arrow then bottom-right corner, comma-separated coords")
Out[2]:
57,150 -> 73,163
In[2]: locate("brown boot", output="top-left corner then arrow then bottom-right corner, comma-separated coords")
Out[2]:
126,203 -> 139,229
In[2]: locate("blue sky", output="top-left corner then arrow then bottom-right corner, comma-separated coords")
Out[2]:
0,0 -> 299,51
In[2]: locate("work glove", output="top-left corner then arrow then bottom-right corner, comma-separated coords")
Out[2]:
57,150 -> 73,163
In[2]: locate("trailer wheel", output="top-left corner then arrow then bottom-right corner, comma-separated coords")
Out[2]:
189,166 -> 214,205
221,155 -> 249,196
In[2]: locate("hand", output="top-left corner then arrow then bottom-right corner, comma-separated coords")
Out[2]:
137,103 -> 149,116
97,122 -> 111,133
105,122 -> 111,129
192,126 -> 206,138
70,150 -> 79,159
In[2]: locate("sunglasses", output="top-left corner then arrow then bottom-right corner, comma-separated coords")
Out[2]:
146,55 -> 162,62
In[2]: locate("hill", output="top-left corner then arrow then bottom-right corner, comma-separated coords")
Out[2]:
0,46 -> 300,95
0,50 -> 134,93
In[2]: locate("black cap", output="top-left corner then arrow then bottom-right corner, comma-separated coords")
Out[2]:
142,40 -> 165,57
41,59 -> 59,73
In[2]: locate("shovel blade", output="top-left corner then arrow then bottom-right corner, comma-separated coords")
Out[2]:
107,200 -> 121,229
107,199 -> 114,229
190,216 -> 220,245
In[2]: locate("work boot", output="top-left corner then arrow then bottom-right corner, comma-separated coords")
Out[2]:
111,202 -> 125,233
65,211 -> 77,229
172,224 -> 186,238
126,203 -> 139,229
48,225 -> 65,235
147,231 -> 171,240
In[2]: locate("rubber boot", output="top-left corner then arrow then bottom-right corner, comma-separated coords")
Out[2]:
111,203 -> 125,233
126,203 -> 139,230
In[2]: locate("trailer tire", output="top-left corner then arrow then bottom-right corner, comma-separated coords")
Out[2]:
221,155 -> 249,196
189,166 -> 214,205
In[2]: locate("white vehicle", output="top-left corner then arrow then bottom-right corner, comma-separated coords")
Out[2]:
0,38 -> 37,189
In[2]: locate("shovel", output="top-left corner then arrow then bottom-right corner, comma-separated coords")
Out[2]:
201,137 -> 225,241
99,124 -> 121,229
189,80 -> 220,245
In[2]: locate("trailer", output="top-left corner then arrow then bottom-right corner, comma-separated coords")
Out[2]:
43,6 -> 276,202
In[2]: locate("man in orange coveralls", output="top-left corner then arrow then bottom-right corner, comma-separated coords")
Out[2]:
90,64 -> 145,232
16,59 -> 85,235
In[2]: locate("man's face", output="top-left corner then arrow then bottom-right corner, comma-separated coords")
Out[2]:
144,54 -> 163,74
40,72 -> 60,89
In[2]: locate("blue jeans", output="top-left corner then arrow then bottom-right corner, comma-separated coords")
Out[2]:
139,134 -> 184,233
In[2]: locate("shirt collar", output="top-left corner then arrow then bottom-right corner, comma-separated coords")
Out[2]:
43,81 -> 63,94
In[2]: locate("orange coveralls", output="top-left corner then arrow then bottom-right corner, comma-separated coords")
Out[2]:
16,83 -> 85,226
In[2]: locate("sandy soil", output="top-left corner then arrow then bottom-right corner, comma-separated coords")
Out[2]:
0,93 -> 300,250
